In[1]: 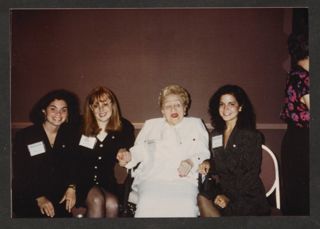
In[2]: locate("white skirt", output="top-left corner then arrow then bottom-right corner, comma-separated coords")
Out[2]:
134,179 -> 199,218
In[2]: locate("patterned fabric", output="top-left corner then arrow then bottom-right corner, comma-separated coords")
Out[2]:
280,66 -> 310,128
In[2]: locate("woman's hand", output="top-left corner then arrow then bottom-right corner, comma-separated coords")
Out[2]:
214,194 -> 230,209
178,159 -> 193,177
198,160 -> 211,175
36,196 -> 55,217
116,148 -> 132,167
59,186 -> 76,213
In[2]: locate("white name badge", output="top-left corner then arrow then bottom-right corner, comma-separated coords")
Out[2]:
28,141 -> 46,156
79,135 -> 97,149
212,135 -> 223,149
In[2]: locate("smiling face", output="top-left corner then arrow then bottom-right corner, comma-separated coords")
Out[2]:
219,94 -> 242,126
42,99 -> 68,127
90,94 -> 113,125
161,94 -> 186,126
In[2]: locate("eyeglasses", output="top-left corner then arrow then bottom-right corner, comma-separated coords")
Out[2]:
163,103 -> 183,111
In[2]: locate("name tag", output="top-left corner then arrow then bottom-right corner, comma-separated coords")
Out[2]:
212,135 -> 223,149
28,141 -> 46,156
79,135 -> 97,149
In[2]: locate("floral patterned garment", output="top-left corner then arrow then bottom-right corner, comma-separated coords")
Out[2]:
280,65 -> 310,128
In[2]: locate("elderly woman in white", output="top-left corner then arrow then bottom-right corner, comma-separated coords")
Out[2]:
117,85 -> 210,217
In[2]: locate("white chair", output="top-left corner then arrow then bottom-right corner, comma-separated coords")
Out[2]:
260,144 -> 281,210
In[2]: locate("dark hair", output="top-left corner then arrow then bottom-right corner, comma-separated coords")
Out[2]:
208,85 -> 256,132
288,32 -> 308,65
82,86 -> 122,136
29,89 -> 80,125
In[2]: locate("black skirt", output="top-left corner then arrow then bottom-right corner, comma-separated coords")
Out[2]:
281,124 -> 309,215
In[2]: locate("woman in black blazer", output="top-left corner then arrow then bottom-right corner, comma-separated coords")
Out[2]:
198,85 -> 270,216
75,86 -> 135,218
12,89 -> 80,218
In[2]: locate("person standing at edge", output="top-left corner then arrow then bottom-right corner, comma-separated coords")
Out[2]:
280,32 -> 310,215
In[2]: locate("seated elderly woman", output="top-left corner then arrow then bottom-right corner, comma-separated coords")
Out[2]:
117,84 -> 210,217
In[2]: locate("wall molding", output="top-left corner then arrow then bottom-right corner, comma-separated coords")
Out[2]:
11,122 -> 287,130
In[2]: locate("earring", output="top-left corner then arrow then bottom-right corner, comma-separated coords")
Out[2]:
42,110 -> 47,121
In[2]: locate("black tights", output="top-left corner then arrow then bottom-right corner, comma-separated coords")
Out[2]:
85,186 -> 119,218
197,194 -> 221,217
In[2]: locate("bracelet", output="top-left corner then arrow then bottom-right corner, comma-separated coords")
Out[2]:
68,184 -> 76,190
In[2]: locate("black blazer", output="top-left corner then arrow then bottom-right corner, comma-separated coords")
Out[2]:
210,127 -> 270,216
75,118 -> 135,205
12,123 -> 78,216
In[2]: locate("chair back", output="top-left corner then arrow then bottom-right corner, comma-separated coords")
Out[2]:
260,144 -> 281,209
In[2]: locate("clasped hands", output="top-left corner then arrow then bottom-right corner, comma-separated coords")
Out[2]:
116,148 -> 194,177
198,159 -> 210,175
36,186 -> 76,217
116,148 -> 132,167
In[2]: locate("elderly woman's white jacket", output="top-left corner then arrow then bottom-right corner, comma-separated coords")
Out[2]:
125,117 -> 210,190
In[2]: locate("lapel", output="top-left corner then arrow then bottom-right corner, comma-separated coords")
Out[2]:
39,124 -> 53,152
213,126 -> 241,167
225,126 -> 238,151
210,129 -> 223,159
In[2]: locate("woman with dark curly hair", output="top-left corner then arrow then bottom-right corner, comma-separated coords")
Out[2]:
197,85 -> 270,216
12,89 -> 80,218
280,32 -> 310,215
